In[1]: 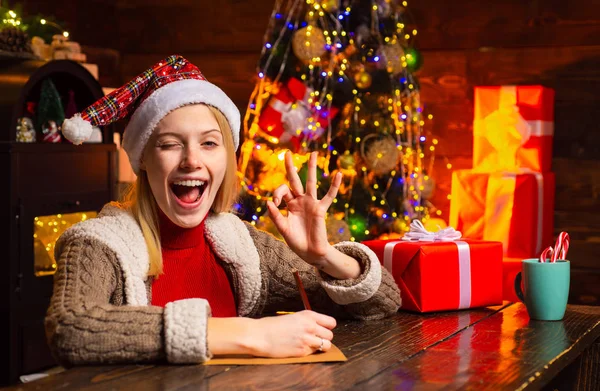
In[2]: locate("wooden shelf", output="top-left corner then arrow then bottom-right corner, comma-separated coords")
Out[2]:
0,141 -> 116,153
0,50 -> 39,61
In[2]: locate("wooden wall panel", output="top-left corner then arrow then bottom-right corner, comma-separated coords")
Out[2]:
409,0 -> 600,50
554,158 -> 600,213
418,50 -> 469,103
114,0 -> 275,54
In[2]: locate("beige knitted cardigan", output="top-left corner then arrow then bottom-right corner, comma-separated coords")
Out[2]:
45,204 -> 401,366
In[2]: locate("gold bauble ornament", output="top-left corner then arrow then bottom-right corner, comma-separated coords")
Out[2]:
292,26 -> 327,62
338,152 -> 356,170
362,136 -> 399,175
379,42 -> 405,75
353,69 -> 372,89
321,0 -> 339,12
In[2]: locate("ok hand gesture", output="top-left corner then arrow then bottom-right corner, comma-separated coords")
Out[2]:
266,151 -> 360,279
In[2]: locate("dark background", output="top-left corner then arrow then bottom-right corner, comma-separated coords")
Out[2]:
17,0 -> 600,304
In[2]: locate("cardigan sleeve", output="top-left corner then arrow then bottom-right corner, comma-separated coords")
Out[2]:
243,222 -> 401,320
45,236 -> 212,366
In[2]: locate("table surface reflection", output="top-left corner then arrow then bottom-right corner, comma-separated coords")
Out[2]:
7,303 -> 600,391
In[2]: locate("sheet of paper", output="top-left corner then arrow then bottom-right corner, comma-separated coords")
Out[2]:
204,344 -> 347,365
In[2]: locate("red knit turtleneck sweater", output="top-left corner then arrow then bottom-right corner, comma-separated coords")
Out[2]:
151,211 -> 237,317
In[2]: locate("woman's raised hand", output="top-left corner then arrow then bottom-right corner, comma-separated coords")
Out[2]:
266,151 -> 342,267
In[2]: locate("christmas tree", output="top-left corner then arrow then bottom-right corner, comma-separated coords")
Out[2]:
36,78 -> 65,131
35,78 -> 65,143
238,0 -> 440,242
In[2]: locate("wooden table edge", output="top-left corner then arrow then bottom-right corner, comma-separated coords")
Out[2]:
515,310 -> 600,391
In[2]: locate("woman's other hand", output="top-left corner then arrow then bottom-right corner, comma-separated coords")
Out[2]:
208,311 -> 336,358
249,310 -> 336,357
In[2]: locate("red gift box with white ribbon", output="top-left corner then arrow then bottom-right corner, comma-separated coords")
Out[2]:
362,223 -> 503,313
473,85 -> 554,173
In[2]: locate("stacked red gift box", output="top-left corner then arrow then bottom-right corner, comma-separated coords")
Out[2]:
449,85 -> 556,302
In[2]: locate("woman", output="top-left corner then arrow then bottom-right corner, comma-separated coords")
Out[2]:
46,55 -> 401,366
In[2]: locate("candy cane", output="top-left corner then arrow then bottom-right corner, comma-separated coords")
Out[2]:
539,246 -> 554,263
551,232 -> 570,263
558,232 -> 570,260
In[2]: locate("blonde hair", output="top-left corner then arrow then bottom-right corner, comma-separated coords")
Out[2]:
121,105 -> 239,277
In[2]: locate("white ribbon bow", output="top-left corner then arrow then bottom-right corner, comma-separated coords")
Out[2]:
402,220 -> 463,242
281,103 -> 312,136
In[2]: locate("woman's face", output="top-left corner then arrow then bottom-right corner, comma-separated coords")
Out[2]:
141,104 -> 227,228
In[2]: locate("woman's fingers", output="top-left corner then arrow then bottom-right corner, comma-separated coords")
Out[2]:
266,200 -> 288,234
280,150 -> 340,206
320,171 -> 342,208
285,150 -> 305,196
272,184 -> 294,207
314,324 -> 334,342
302,310 -> 337,330
309,334 -> 332,353
306,151 -> 318,198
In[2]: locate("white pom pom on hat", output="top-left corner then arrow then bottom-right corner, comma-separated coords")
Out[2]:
61,55 -> 240,174
62,113 -> 94,145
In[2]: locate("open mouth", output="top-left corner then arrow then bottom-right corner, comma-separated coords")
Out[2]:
171,180 -> 207,204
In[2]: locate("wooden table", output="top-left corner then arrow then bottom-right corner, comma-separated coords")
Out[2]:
5,303 -> 600,390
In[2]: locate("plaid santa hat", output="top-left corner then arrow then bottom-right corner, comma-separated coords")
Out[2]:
62,54 -> 240,174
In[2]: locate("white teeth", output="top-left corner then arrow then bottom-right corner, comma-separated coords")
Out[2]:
173,180 -> 205,187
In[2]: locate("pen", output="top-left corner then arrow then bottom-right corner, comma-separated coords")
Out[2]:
293,269 -> 312,311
